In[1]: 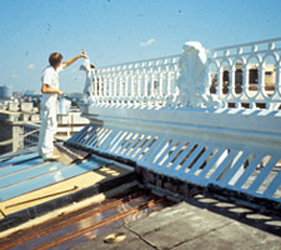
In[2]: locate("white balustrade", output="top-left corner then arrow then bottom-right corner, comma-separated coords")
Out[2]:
209,37 -> 281,109
91,38 -> 281,110
93,55 -> 180,106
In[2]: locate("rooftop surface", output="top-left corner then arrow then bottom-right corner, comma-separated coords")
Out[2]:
72,202 -> 281,250
0,144 -> 280,249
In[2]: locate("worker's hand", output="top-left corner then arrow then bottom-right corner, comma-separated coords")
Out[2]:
57,89 -> 63,96
79,51 -> 87,59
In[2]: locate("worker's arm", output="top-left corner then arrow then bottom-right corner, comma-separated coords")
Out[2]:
41,84 -> 63,95
61,51 -> 87,69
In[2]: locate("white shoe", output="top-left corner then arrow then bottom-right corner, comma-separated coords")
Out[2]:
44,154 -> 60,161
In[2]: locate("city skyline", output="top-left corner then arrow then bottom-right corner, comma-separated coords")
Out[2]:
0,0 -> 281,93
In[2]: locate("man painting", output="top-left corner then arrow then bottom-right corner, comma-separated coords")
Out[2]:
38,51 -> 86,161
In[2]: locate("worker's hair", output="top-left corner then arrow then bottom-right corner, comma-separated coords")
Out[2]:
49,52 -> 63,67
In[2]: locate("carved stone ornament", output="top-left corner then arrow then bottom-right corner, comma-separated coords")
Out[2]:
176,41 -> 222,108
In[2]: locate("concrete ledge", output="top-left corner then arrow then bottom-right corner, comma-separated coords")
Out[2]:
84,106 -> 281,152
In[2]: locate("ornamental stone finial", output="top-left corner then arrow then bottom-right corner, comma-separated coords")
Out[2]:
176,41 -> 222,108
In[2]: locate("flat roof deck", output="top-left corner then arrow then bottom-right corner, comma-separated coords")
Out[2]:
71,201 -> 281,250
0,144 -> 280,249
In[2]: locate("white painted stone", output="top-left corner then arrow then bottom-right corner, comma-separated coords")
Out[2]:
80,56 -> 95,104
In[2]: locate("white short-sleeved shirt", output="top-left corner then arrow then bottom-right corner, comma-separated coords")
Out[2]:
41,65 -> 63,110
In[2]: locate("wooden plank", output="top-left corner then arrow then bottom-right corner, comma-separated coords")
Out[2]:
54,144 -> 90,165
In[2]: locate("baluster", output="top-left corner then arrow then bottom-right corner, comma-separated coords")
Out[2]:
131,74 -> 136,105
124,70 -> 129,104
118,74 -> 122,104
146,70 -> 152,106
155,61 -> 161,103
117,71 -> 122,105
167,70 -> 172,97
159,71 -> 165,105
242,64 -> 250,105
259,62 -> 266,99
112,70 -> 116,102
108,75 -> 111,104
172,61 -> 179,98
128,69 -> 133,105
144,69 -> 148,103
229,64 -> 236,100
137,71 -> 141,103
106,73 -> 111,104
151,71 -> 157,105
163,59 -> 169,98
103,72 -> 108,104
218,66 -> 224,99
99,71 -> 104,102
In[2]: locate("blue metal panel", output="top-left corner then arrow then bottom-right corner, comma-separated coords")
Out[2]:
235,155 -> 264,188
99,130 -> 120,151
210,150 -> 238,182
143,139 -> 167,163
124,134 -> 143,157
248,156 -> 279,193
85,127 -> 102,146
109,131 -> 129,153
0,158 -> 43,177
185,146 -> 214,177
0,156 -> 105,202
134,136 -> 155,159
154,140 -> 179,166
263,170 -> 281,199
68,123 -> 92,143
0,153 -> 39,168
103,130 -> 125,151
0,162 -> 63,189
157,141 -> 186,168
197,148 -> 225,181
168,142 -> 195,170
219,152 -> 249,187
181,144 -> 205,171
94,129 -> 112,149
115,132 -> 134,154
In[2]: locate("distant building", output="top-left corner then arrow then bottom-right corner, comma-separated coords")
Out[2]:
0,85 -> 12,100
22,90 -> 42,109
0,99 -> 89,155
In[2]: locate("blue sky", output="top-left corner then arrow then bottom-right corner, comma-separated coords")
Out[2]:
0,0 -> 280,93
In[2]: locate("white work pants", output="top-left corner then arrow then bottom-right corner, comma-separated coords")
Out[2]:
38,105 -> 57,159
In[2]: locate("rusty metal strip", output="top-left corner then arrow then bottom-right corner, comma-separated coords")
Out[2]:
33,198 -> 163,250
0,192 -> 144,250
